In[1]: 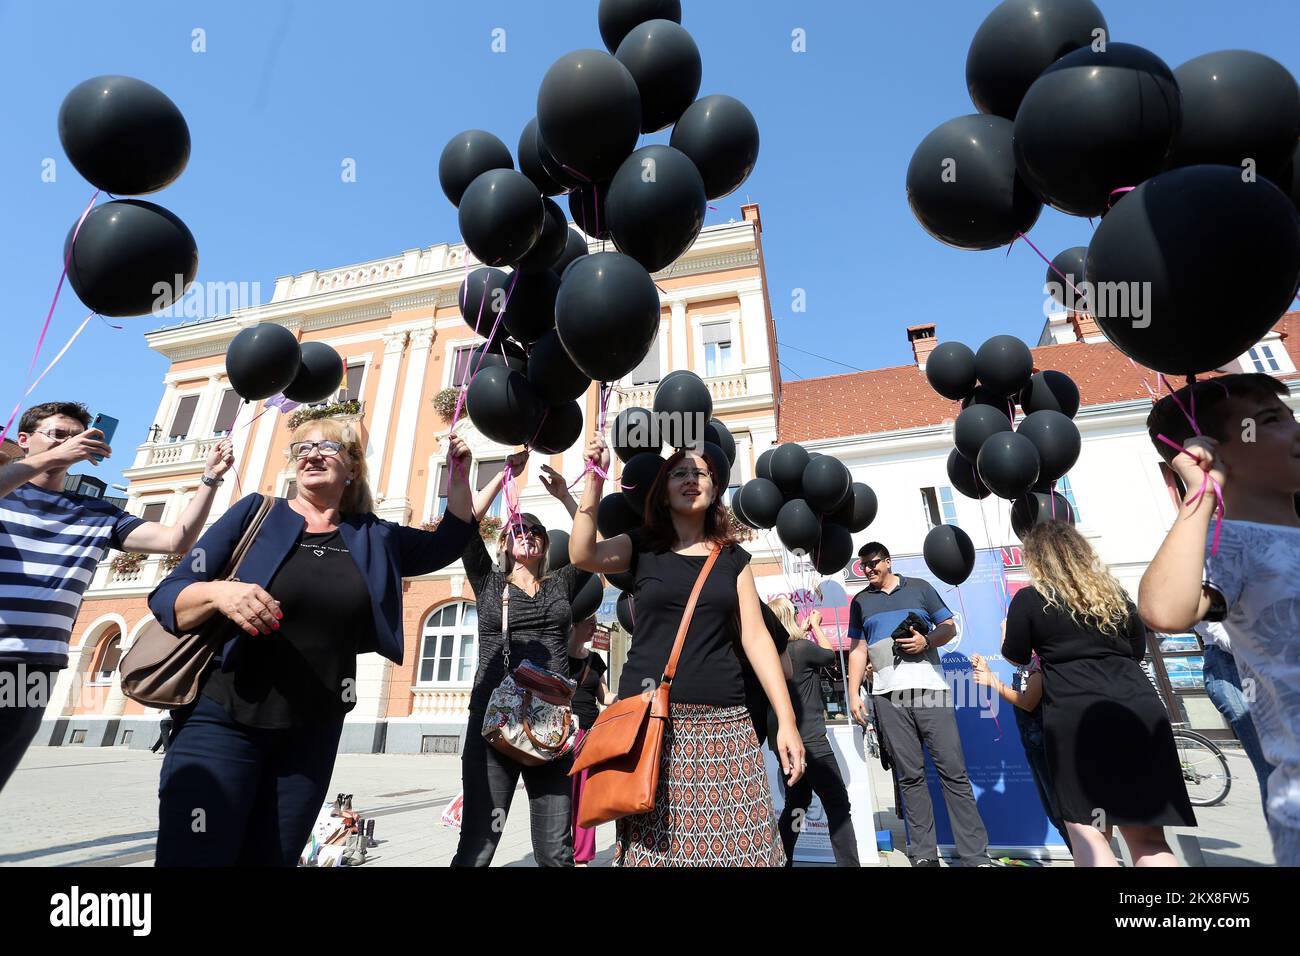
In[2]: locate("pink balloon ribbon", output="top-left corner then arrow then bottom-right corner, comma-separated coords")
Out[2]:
448,270 -> 521,479
0,189 -> 101,446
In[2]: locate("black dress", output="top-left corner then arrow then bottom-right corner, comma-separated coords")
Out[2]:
1003,587 -> 1196,828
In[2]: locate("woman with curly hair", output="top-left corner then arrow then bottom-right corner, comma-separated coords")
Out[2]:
1001,521 -> 1195,867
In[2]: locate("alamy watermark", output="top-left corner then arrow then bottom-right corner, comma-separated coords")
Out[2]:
1044,276 -> 1152,328
152,274 -> 263,320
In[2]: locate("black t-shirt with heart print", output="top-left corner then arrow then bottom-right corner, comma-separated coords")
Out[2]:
203,529 -> 372,728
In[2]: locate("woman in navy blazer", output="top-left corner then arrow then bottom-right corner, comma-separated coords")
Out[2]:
147,417 -> 475,866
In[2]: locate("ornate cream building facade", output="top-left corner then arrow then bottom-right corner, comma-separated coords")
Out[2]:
41,206 -> 786,754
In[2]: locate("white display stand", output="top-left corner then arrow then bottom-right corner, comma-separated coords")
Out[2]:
763,722 -> 879,866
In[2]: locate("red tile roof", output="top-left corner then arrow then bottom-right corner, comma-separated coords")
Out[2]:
779,312 -> 1300,443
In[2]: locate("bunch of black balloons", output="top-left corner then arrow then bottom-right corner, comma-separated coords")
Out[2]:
440,0 -> 762,455
927,334 -> 1082,541
59,76 -> 200,319
731,441 -> 877,577
911,0 -> 1300,377
225,326 -> 345,405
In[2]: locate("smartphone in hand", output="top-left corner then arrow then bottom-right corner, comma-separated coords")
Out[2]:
88,413 -> 118,465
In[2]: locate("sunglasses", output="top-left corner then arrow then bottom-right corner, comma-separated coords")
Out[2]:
862,557 -> 887,570
509,524 -> 548,539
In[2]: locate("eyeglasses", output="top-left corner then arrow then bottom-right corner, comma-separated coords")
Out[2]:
668,467 -> 711,482
33,428 -> 83,442
510,524 -> 547,539
862,557 -> 887,570
290,440 -> 343,459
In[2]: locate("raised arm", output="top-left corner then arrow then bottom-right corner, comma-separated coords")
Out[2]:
0,428 -> 112,499
570,431 -> 634,574
475,450 -> 527,521
121,440 -> 235,554
396,434 -> 476,576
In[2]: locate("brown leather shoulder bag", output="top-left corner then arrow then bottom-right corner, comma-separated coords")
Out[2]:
568,547 -> 720,828
120,495 -> 275,709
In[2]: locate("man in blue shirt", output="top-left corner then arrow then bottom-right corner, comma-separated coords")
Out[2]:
846,541 -> 993,867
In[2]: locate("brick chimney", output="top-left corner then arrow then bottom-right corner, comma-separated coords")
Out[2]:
908,324 -> 939,369
741,203 -> 762,234
1068,310 -> 1106,344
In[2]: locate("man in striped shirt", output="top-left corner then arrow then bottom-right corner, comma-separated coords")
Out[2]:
0,401 -> 234,791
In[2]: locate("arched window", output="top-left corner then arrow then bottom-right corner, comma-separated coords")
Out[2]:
417,602 -> 478,686
90,629 -> 123,685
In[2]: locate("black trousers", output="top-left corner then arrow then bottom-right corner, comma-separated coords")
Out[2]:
155,694 -> 345,866
778,746 -> 861,866
0,664 -> 51,793
451,718 -> 574,867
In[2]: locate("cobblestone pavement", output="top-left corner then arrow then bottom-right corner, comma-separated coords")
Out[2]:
0,744 -> 1273,867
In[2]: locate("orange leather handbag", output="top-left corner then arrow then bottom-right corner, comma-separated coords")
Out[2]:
568,548 -> 719,828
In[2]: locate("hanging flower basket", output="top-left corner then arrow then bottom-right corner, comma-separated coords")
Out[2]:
286,399 -> 361,431
725,506 -> 755,543
160,552 -> 185,573
110,552 -> 147,575
433,387 -> 462,423
422,513 -> 503,542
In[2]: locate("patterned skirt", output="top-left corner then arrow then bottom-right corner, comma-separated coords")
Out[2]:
615,703 -> 785,867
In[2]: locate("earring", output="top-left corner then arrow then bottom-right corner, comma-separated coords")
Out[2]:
346,478 -> 353,486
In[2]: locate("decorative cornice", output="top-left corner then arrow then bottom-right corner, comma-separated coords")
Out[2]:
300,302 -> 392,332
654,248 -> 758,279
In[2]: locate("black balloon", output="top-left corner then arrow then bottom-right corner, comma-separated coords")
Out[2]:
58,75 -> 191,195
947,448 -> 991,500
738,477 -> 783,529
463,341 -> 527,378
1011,490 -> 1076,538
755,448 -> 776,481
776,499 -> 821,556
975,335 -> 1034,397
1014,43 -> 1181,218
283,342 -> 344,404
569,179 -> 612,241
458,267 -> 512,336
612,406 -> 663,462
730,487 -> 756,528
571,571 -> 604,622
536,130 -> 586,192
537,50 -> 641,181
1017,410 -> 1081,482
907,114 -> 1042,250
620,452 -> 666,518
1019,370 -> 1080,418
606,145 -> 707,272
1167,51 -> 1300,174
554,229 -> 591,277
827,482 -> 878,533
1046,246 -> 1088,307
64,200 -> 198,318
703,418 -> 736,465
617,591 -> 636,632
1086,165 -> 1300,374
965,0 -> 1109,120
502,269 -> 559,345
225,324 -> 301,402
1271,139 -> 1300,213
653,370 -> 713,447
813,521 -> 854,575
458,169 -> 544,267
925,341 -> 977,400
438,130 -> 513,207
768,443 -> 811,500
518,118 -> 567,197
599,0 -> 681,53
465,366 -> 544,446
555,252 -> 661,382
615,19 -> 701,133
669,94 -> 760,200
607,569 -> 637,592
962,384 -> 1017,420
548,529 -> 571,570
516,198 -> 569,274
597,492 -> 642,539
977,432 -> 1041,500
802,455 -> 851,513
527,329 -> 590,404
923,524 -> 976,586
531,400 -> 584,455
954,404 -> 1013,462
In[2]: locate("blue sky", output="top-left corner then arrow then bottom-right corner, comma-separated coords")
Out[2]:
3,0 -> 1298,490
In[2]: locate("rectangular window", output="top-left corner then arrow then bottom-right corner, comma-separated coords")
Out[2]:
433,466 -> 449,518
212,389 -> 242,436
938,486 -> 958,525
451,346 -> 478,388
339,363 -> 365,402
141,502 -> 165,523
83,485 -> 102,499
418,603 -> 477,687
477,459 -> 506,519
1249,345 -> 1280,374
285,480 -> 298,501
168,395 -> 199,441
920,487 -> 941,530
703,323 -> 733,377
1057,474 -> 1081,522
625,332 -> 661,386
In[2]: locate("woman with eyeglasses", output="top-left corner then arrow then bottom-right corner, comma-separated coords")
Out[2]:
451,450 -> 589,867
148,418 -> 477,866
571,435 -> 804,866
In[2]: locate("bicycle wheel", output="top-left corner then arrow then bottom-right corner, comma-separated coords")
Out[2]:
1173,731 -> 1232,807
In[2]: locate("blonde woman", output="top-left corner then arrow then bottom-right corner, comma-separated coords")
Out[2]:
767,598 -> 860,867
149,418 -> 475,865
1002,522 -> 1195,867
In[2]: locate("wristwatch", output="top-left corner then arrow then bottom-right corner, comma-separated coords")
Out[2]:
201,473 -> 224,488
